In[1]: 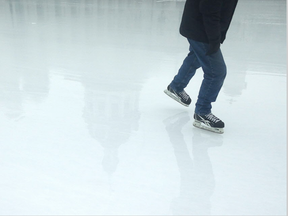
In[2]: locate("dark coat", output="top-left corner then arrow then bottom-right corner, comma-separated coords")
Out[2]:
180,0 -> 238,47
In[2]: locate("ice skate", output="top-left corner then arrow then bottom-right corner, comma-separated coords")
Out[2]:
164,85 -> 191,107
193,113 -> 224,134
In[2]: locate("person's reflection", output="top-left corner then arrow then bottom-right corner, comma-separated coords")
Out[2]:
163,112 -> 223,215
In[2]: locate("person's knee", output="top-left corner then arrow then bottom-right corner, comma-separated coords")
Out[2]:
223,64 -> 227,77
219,63 -> 227,79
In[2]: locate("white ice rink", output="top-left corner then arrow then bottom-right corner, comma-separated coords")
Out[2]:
0,0 -> 286,215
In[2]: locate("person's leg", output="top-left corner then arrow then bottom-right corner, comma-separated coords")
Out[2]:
169,40 -> 201,92
188,39 -> 227,115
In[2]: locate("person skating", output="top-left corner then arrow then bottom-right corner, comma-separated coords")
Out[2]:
164,0 -> 238,133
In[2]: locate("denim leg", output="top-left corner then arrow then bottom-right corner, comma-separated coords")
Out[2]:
170,41 -> 201,92
188,40 -> 227,115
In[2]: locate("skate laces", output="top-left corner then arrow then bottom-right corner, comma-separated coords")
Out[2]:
178,91 -> 190,101
205,113 -> 221,123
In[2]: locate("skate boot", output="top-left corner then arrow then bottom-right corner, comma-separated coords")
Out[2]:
164,85 -> 191,107
193,113 -> 224,134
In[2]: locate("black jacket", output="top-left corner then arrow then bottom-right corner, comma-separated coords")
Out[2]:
180,0 -> 238,50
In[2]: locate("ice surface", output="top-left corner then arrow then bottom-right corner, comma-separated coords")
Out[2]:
0,0 -> 286,215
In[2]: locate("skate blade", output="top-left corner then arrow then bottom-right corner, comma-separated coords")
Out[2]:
164,89 -> 189,107
193,120 -> 224,134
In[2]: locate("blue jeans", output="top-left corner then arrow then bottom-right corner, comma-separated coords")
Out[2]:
170,39 -> 226,115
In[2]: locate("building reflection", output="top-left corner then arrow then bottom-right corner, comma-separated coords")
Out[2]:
0,0 -> 188,178
82,80 -> 141,175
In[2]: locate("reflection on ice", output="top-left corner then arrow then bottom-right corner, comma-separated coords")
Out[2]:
82,70 -> 141,176
0,0 -> 286,215
163,112 -> 223,215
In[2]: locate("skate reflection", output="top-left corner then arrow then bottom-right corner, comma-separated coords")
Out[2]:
163,112 -> 223,215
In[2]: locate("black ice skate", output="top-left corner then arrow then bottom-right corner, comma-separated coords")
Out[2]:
164,85 -> 191,107
193,113 -> 224,134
